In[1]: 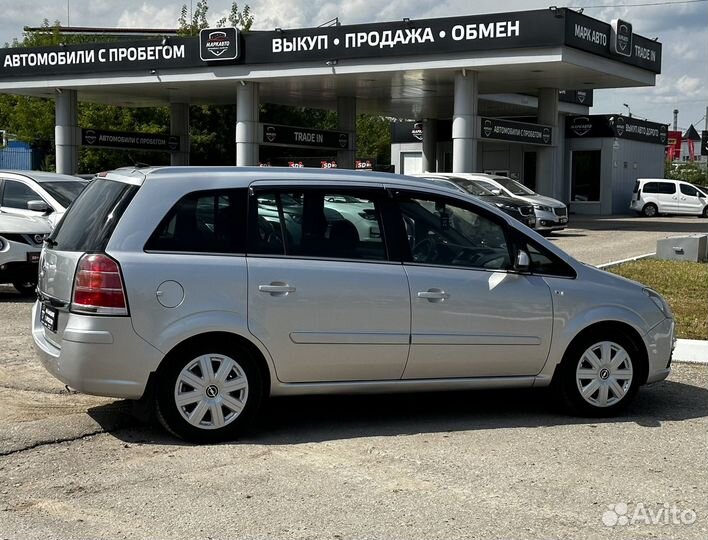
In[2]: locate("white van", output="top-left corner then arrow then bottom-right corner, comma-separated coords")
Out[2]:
631,179 -> 708,217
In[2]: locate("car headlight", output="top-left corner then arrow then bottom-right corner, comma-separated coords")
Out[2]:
0,236 -> 4,250
533,204 -> 552,212
643,288 -> 672,318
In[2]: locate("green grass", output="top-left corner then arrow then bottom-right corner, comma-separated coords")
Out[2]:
608,259 -> 708,340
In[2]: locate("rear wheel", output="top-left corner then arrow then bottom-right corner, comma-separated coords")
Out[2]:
557,333 -> 641,417
13,280 -> 37,296
642,203 -> 658,217
155,341 -> 262,442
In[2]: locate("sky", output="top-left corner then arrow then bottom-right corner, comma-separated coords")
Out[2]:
1,0 -> 707,132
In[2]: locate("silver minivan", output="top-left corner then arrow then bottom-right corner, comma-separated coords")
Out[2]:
33,167 -> 674,441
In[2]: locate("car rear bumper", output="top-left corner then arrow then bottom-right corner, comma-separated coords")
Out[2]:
32,301 -> 163,399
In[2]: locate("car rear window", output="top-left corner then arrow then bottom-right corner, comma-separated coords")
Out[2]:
48,178 -> 138,251
643,182 -> 659,193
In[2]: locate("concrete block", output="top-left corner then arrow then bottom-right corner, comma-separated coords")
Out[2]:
656,234 -> 708,263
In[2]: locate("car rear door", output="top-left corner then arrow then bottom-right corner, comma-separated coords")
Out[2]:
656,181 -> 678,213
392,190 -> 553,379
246,184 -> 411,383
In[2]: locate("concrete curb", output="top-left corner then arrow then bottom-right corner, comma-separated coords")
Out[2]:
673,339 -> 708,364
596,252 -> 656,270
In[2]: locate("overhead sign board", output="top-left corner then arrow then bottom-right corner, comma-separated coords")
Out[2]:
261,124 -> 350,150
199,27 -> 239,62
81,128 -> 180,152
0,9 -> 661,79
566,115 -> 668,145
479,117 -> 553,145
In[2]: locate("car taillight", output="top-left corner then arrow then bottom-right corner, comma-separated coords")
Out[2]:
72,254 -> 128,315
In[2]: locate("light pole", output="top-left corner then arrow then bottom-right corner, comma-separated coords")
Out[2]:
623,103 -> 632,118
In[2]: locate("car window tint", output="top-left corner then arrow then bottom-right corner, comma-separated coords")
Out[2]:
642,182 -> 658,193
41,181 -> 87,207
2,180 -> 39,209
658,182 -> 676,194
680,184 -> 698,197
250,190 -> 386,261
398,194 -> 510,270
145,189 -> 247,254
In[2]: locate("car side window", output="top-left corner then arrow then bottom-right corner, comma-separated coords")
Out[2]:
642,182 -> 658,193
398,194 -> 510,270
2,180 -> 40,209
680,184 -> 698,197
658,182 -> 676,194
516,237 -> 576,278
249,189 -> 387,261
145,189 -> 247,254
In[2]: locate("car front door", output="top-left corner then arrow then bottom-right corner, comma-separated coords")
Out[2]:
246,185 -> 411,383
677,183 -> 704,215
394,191 -> 554,379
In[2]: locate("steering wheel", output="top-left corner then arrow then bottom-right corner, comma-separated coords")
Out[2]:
413,236 -> 439,263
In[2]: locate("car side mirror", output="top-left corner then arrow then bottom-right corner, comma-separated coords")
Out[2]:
514,250 -> 531,272
27,200 -> 51,213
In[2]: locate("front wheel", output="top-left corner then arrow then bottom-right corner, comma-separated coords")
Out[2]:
557,334 -> 641,417
701,207 -> 708,218
13,280 -> 37,296
155,342 -> 262,442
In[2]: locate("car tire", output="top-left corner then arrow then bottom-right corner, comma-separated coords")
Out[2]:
13,280 -> 37,296
155,340 -> 263,442
701,207 -> 708,218
557,332 -> 642,417
642,203 -> 658,217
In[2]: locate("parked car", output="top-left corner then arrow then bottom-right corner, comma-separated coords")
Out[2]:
447,173 -> 568,234
630,178 -> 708,217
412,174 -> 536,229
33,167 -> 674,442
0,170 -> 89,228
0,214 -> 50,295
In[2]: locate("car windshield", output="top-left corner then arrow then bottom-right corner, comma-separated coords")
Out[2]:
493,176 -> 536,196
40,181 -> 87,207
448,177 -> 495,197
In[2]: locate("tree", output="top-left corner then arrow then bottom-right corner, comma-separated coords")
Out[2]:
179,1 -> 253,35
665,162 -> 708,187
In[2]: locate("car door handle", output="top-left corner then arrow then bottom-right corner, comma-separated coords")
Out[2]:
417,289 -> 450,302
258,283 -> 296,295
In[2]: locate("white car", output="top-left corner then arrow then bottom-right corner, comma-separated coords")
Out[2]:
630,178 -> 708,217
0,170 -> 89,228
0,214 -> 50,295
443,173 -> 568,234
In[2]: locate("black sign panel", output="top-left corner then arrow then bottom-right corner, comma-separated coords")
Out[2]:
262,124 -> 349,150
480,117 -> 552,145
566,115 -> 668,145
611,19 -> 633,57
199,27 -> 239,62
82,128 -> 180,152
702,131 -> 708,156
391,121 -> 424,143
0,9 -> 661,78
559,89 -> 594,107
564,10 -> 661,73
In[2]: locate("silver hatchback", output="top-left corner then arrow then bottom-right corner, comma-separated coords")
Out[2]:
33,167 -> 674,442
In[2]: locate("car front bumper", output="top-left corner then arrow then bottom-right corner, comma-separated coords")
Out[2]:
533,209 -> 568,231
643,317 -> 675,384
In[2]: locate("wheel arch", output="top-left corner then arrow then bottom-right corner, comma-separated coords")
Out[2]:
553,321 -> 649,385
153,331 -> 273,399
